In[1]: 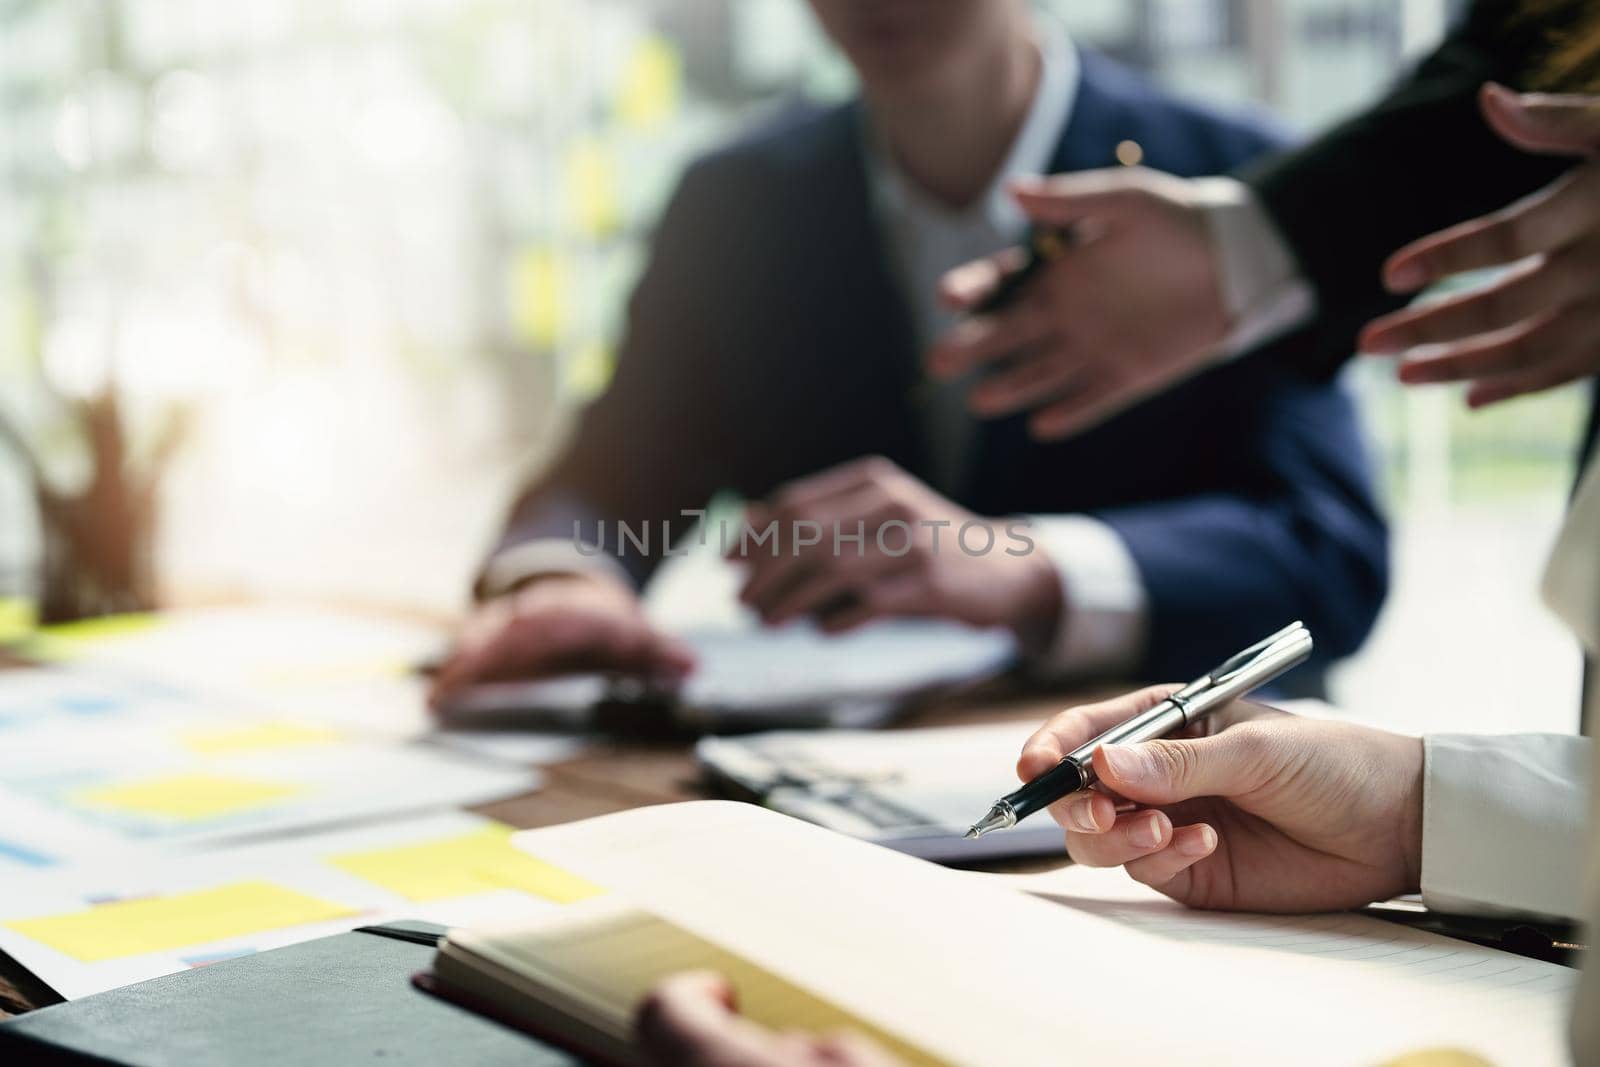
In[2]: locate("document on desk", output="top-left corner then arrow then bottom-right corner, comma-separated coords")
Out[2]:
0,812 -> 591,1000
513,802 -> 1576,1067
0,733 -> 535,856
19,603 -> 449,736
0,670 -> 538,862
697,722 -> 1063,860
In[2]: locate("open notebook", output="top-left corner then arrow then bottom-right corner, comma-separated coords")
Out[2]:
422,802 -> 1575,1067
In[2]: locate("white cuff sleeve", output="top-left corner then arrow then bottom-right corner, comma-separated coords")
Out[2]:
479,537 -> 632,600
1191,176 -> 1317,358
1421,733 -> 1590,922
1026,515 -> 1147,679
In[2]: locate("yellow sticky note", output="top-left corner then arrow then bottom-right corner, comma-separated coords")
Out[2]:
562,338 -> 615,400
563,137 -> 621,237
508,247 -> 569,349
1380,1053 -> 1495,1067
6,881 -> 354,962
0,596 -> 37,644
181,721 -> 344,756
74,773 -> 302,820
616,35 -> 682,129
23,613 -> 163,660
329,824 -> 602,904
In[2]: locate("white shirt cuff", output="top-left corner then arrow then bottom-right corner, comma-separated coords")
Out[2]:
480,537 -> 632,600
1026,515 -> 1147,679
1421,733 -> 1590,922
1191,176 -> 1317,358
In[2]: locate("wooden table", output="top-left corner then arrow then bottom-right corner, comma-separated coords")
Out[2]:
0,682 -> 1095,1018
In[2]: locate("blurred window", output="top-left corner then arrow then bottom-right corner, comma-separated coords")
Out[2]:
0,0 -> 1579,727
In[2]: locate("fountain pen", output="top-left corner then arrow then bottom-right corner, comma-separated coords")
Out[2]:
965,621 -> 1314,839
971,226 -> 1073,315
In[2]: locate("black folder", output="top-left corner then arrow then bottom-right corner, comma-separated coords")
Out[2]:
0,921 -> 590,1066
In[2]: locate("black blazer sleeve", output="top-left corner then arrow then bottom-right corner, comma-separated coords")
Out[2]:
1241,0 -> 1576,377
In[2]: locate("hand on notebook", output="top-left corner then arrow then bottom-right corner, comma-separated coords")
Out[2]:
428,572 -> 695,712
1360,85 -> 1600,407
732,456 -> 1060,645
637,972 -> 903,1067
928,169 -> 1229,440
1019,687 -> 1424,912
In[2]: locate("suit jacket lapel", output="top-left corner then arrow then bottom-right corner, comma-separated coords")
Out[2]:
1045,52 -> 1128,174
782,103 -> 926,474
829,104 -> 928,470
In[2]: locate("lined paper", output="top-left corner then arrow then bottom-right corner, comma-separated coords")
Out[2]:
997,863 -> 1578,998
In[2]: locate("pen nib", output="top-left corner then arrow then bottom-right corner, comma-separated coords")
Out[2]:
964,803 -> 1015,841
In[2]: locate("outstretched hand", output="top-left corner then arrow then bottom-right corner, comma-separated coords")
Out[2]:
1361,84 -> 1600,407
928,168 -> 1231,440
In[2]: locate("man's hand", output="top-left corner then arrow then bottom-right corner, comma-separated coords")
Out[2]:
732,456 -> 1060,643
1019,687 -> 1424,913
428,572 -> 694,713
637,973 -> 904,1067
928,169 -> 1229,440
1361,84 -> 1600,407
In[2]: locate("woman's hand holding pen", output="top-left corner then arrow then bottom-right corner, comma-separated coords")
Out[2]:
1360,85 -> 1600,407
1019,687 -> 1425,912
632,690 -> 1426,1067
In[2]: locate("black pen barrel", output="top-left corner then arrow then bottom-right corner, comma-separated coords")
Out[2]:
1001,757 -> 1086,823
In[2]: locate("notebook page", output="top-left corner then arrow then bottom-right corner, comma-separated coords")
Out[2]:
990,863 -> 1578,997
457,898 -> 950,1067
516,802 -> 1572,1066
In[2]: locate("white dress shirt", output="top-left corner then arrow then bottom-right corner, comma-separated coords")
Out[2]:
1191,178 -> 1318,356
1420,732 -> 1590,921
865,15 -> 1146,679
1407,455 -> 1598,1063
1416,456 -> 1600,926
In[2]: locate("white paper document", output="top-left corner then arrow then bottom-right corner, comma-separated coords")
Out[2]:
0,667 -> 537,864
27,603 -> 448,736
0,811 -> 595,1000
696,722 -> 1060,860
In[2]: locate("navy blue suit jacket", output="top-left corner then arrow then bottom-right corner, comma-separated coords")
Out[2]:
492,52 -> 1390,685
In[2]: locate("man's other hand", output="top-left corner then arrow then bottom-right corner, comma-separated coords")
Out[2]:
428,572 -> 694,713
1361,84 -> 1600,408
733,457 -> 1060,644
